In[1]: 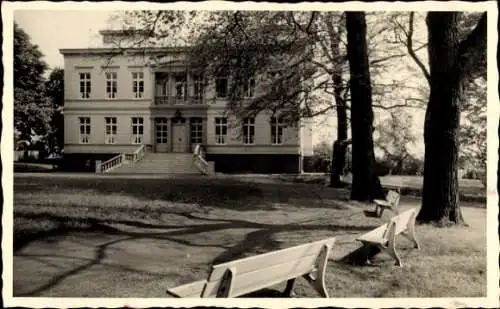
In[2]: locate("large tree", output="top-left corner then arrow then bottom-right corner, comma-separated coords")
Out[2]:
14,22 -> 51,146
45,68 -> 65,152
345,12 -> 384,201
418,12 -> 486,224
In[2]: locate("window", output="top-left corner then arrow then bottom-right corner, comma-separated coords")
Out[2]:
106,72 -> 118,99
242,117 -> 255,144
190,117 -> 203,144
243,78 -> 255,98
193,75 -> 203,100
79,117 -> 91,144
155,76 -> 169,97
79,73 -> 91,99
271,117 -> 285,145
132,72 -> 144,98
216,77 -> 228,98
105,117 -> 117,144
131,117 -> 144,144
155,118 -> 168,144
175,75 -> 186,99
215,117 -> 227,144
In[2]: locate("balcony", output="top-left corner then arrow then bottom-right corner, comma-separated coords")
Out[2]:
154,96 -> 205,106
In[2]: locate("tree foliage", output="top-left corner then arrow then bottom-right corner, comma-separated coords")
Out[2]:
14,22 -> 51,146
45,68 -> 65,151
374,109 -> 418,174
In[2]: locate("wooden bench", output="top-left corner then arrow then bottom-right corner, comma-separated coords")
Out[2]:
166,237 -> 336,298
356,208 -> 420,267
372,189 -> 401,217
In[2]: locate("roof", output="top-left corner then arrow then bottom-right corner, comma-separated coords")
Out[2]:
59,46 -> 191,56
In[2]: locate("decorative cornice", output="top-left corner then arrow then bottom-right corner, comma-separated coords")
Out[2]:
59,46 -> 190,56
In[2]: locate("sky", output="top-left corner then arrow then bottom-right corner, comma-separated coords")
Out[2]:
14,10 -> 115,70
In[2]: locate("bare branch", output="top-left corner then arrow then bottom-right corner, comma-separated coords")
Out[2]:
305,12 -> 317,34
406,12 -> 431,84
373,98 -> 426,110
311,60 -> 333,75
370,43 -> 427,66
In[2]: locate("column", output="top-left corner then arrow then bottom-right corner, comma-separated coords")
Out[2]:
150,116 -> 155,152
169,72 -> 174,105
203,117 -> 208,145
186,71 -> 192,99
168,117 -> 173,152
185,117 -> 191,152
151,71 -> 155,103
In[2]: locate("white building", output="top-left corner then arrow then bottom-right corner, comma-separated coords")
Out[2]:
60,29 -> 313,173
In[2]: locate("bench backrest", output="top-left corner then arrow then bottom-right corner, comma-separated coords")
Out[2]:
199,237 -> 336,297
357,208 -> 417,246
386,190 -> 400,206
391,208 -> 417,235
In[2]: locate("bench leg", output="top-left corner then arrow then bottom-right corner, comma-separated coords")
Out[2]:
378,207 -> 385,218
402,232 -> 420,249
282,278 -> 296,297
385,244 -> 402,267
303,244 -> 330,298
407,211 -> 420,249
214,267 -> 235,297
385,221 -> 402,267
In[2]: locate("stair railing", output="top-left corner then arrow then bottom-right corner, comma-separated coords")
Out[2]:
193,144 -> 209,175
98,145 -> 147,173
125,144 -> 146,163
97,153 -> 126,173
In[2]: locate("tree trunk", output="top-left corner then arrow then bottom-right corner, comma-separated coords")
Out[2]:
327,14 -> 349,188
418,13 -> 465,224
345,12 -> 384,201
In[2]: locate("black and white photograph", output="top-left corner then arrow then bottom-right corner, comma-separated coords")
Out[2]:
2,1 -> 499,307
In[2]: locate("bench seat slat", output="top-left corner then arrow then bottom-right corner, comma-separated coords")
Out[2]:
356,223 -> 388,244
374,199 -> 393,207
167,279 -> 207,298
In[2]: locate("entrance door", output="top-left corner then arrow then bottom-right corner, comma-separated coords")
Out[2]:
172,123 -> 187,152
155,118 -> 168,152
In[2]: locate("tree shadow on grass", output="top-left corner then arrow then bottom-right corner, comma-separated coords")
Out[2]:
13,209 -> 379,297
14,177 -> 354,211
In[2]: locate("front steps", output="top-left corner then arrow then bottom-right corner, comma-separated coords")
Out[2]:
108,152 -> 203,174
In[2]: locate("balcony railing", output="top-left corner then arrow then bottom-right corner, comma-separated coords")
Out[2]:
155,96 -> 204,105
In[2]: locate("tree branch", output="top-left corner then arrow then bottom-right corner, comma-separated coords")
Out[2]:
373,99 -> 426,110
370,43 -> 427,66
456,12 -> 487,78
406,12 -> 431,85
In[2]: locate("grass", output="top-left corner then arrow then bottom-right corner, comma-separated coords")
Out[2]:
12,175 -> 487,298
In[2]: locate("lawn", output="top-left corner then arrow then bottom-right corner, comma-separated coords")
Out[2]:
12,175 -> 487,298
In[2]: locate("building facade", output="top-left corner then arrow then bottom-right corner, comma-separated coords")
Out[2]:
60,30 -> 313,173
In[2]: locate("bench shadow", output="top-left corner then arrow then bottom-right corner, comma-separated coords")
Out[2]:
337,244 -> 382,266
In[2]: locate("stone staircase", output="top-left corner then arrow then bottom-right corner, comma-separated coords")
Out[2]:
108,152 -> 203,174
